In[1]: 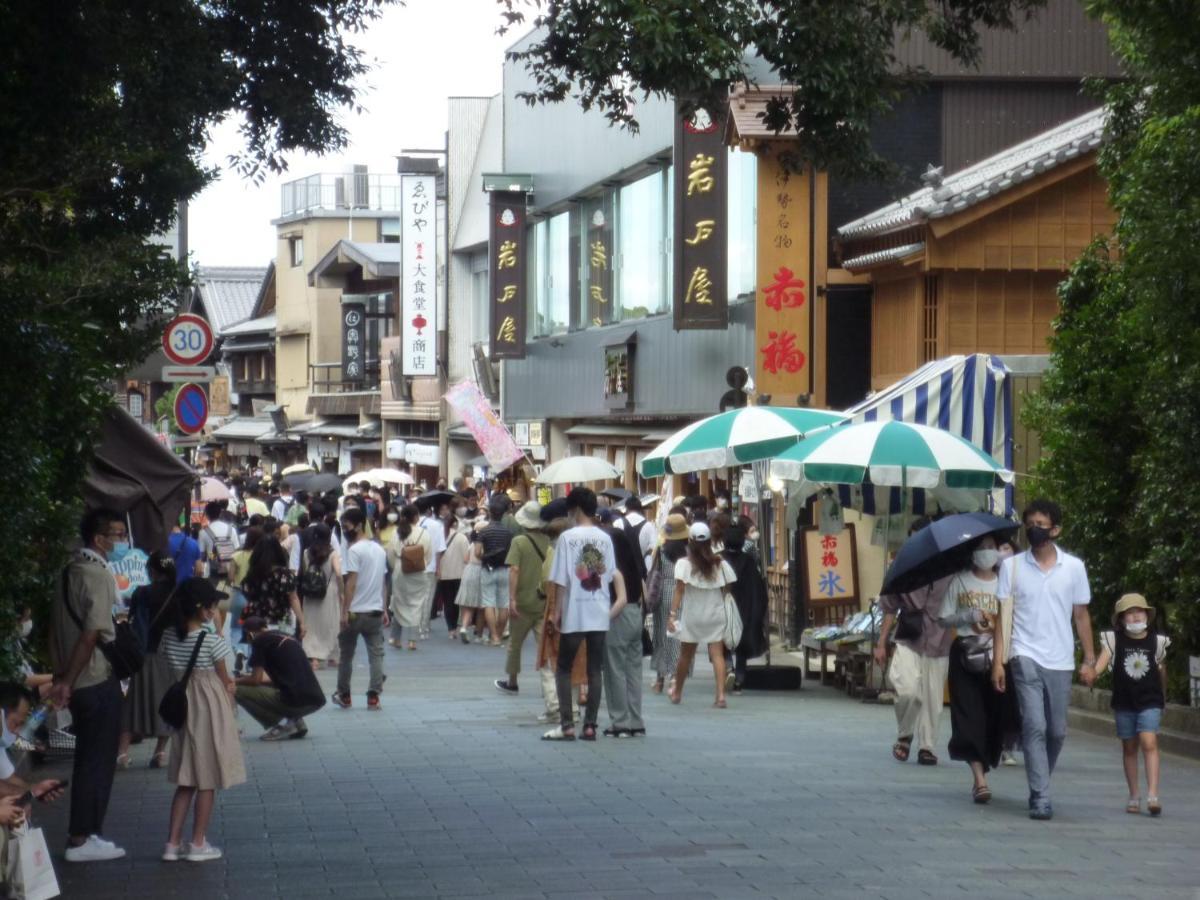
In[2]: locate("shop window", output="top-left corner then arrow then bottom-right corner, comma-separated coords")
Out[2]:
616,170 -> 667,320
727,149 -> 757,299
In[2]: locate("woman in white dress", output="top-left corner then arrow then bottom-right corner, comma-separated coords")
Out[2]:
666,521 -> 737,708
386,505 -> 432,651
300,524 -> 343,669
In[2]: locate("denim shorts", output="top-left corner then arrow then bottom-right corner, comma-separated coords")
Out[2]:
1115,707 -> 1162,739
479,566 -> 510,608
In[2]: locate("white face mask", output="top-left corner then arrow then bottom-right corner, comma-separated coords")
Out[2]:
19,620 -> 32,639
747,529 -> 760,542
973,549 -> 1000,570
387,513 -> 399,523
1125,620 -> 1148,635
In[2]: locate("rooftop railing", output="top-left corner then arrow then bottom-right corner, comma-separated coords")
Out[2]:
280,172 -> 403,218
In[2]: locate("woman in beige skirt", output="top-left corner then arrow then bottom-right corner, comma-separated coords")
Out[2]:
386,505 -> 432,650
158,578 -> 246,863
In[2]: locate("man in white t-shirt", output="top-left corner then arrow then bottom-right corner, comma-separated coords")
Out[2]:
333,507 -> 389,711
415,498 -> 448,639
543,488 -> 626,742
993,498 -> 1095,821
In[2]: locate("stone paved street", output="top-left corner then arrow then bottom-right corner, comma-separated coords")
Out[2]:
31,630 -> 1200,899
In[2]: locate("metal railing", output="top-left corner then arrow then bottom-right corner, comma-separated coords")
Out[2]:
310,362 -> 380,395
280,173 -> 404,218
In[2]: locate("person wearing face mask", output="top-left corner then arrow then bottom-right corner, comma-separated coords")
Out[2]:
992,499 -> 1095,821
0,682 -> 66,809
377,504 -> 401,548
49,508 -> 129,862
158,578 -> 245,862
936,535 -> 1006,804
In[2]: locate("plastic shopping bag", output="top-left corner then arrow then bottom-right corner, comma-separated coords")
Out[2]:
6,825 -> 60,900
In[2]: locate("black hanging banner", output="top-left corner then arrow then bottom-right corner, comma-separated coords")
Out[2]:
489,191 -> 528,360
672,99 -> 729,331
341,299 -> 367,384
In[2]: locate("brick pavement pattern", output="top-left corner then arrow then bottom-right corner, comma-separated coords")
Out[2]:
32,631 -> 1200,899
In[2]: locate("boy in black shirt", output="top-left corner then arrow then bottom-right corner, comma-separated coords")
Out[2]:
234,617 -> 326,741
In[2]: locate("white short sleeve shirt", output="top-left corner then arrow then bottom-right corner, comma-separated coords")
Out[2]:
344,539 -> 387,613
997,546 -> 1090,671
420,516 -> 447,574
550,525 -> 617,634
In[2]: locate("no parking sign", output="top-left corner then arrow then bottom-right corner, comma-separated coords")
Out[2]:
174,382 -> 208,435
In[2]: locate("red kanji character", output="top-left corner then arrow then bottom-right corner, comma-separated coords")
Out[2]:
760,330 -> 806,375
762,266 -> 806,311
821,552 -> 838,567
820,535 -> 838,550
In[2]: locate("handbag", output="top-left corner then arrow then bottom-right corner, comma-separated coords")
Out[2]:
159,631 -> 205,730
894,606 -> 924,643
960,633 -> 994,674
61,566 -> 144,680
719,569 -> 743,650
6,824 -> 61,900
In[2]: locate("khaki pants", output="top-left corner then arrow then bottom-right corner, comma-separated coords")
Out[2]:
236,685 -> 324,730
506,610 -> 558,715
888,643 -> 949,752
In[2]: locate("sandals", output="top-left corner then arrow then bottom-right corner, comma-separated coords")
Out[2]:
892,737 -> 912,762
580,724 -> 597,742
407,642 -> 417,651
1147,796 -> 1162,817
651,679 -> 664,694
713,698 -> 727,709
972,785 -> 992,804
541,725 -> 575,741
149,751 -> 167,769
115,753 -> 132,769
917,749 -> 938,766
1126,797 -> 1141,814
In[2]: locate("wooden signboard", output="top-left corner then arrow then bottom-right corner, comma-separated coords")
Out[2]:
672,99 -> 728,330
798,524 -> 859,621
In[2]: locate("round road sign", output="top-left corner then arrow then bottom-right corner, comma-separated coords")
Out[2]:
174,383 -> 209,435
162,313 -> 214,366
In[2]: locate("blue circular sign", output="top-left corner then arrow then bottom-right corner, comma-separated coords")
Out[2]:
174,382 -> 208,435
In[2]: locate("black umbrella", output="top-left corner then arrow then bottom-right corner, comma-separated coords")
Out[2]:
882,512 -> 1016,594
417,489 -> 456,507
599,487 -> 633,502
290,472 -> 343,494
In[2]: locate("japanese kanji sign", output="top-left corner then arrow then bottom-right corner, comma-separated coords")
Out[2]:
800,525 -> 859,610
672,100 -> 728,331
341,298 -> 366,383
755,150 -> 817,401
488,190 -> 527,359
586,198 -> 614,327
401,173 -> 437,376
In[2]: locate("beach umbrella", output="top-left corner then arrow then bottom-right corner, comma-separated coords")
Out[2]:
536,456 -> 622,485
882,512 -> 1016,594
770,420 -> 1013,492
639,406 -> 847,478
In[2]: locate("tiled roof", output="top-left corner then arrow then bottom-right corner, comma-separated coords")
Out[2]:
837,106 -> 1107,240
221,312 -> 276,337
842,242 -> 925,271
193,266 -> 268,336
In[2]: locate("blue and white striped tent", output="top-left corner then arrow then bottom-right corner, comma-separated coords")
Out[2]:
835,354 -> 1013,516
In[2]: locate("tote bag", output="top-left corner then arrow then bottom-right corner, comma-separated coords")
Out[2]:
6,825 -> 60,900
719,568 -> 743,650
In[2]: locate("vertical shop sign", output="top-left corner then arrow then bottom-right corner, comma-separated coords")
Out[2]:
672,100 -> 728,330
489,190 -> 527,359
401,173 -> 437,376
586,196 -> 614,327
755,151 -> 811,401
341,299 -> 367,384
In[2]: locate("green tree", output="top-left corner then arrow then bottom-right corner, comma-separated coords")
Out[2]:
499,0 -> 1047,178
1025,1 -> 1200,700
0,0 -> 399,675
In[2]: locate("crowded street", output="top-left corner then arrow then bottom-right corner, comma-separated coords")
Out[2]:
32,635 -> 1200,900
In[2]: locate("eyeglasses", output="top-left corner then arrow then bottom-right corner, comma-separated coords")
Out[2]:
104,531 -> 129,539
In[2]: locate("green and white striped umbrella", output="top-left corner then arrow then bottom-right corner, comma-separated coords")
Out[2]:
639,406 -> 847,478
769,420 -> 1013,490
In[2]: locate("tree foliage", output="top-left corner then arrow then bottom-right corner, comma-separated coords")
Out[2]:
0,0 -> 398,675
1026,1 -> 1200,701
498,0 -> 1047,179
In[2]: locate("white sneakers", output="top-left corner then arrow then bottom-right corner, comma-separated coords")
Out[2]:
162,842 -> 222,862
65,835 -> 126,863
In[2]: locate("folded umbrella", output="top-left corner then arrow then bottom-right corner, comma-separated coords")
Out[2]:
881,512 -> 1016,595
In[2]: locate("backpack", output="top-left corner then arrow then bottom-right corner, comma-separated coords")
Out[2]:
298,550 -> 330,601
204,523 -> 238,579
400,528 -> 426,575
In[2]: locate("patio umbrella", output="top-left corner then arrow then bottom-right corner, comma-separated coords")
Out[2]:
282,462 -> 315,476
198,477 -> 230,502
881,512 -> 1016,594
367,467 -> 415,486
639,406 -> 847,478
536,456 -> 621,485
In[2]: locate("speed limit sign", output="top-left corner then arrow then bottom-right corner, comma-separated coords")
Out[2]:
162,313 -> 214,366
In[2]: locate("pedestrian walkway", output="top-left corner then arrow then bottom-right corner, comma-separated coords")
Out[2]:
33,631 -> 1200,899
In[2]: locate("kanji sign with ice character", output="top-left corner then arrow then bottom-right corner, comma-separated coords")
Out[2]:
801,525 -> 859,608
401,174 -> 437,376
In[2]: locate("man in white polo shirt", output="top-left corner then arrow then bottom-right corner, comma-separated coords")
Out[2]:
993,498 -> 1095,821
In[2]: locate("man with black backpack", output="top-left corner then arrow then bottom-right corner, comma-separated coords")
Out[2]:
614,495 -> 654,570
49,509 -> 129,862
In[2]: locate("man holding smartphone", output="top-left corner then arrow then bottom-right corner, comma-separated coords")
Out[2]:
0,683 -> 66,811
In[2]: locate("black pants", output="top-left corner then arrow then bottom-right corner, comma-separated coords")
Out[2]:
68,677 -> 122,839
556,631 -> 605,728
437,579 -> 461,632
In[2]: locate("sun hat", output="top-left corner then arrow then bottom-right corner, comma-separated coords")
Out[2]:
662,514 -> 688,541
514,501 -> 544,531
1111,593 -> 1155,628
688,521 -> 711,542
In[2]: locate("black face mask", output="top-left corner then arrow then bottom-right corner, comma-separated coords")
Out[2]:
1025,525 -> 1053,548
343,527 -> 358,541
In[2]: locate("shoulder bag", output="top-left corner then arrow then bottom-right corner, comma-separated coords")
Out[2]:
62,565 -> 144,680
719,565 -> 744,650
159,631 -> 205,730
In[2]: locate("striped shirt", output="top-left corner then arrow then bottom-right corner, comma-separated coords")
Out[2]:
159,625 -> 232,672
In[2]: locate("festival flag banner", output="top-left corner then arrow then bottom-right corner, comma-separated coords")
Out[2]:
401,173 -> 437,376
672,99 -> 728,330
444,381 -> 524,471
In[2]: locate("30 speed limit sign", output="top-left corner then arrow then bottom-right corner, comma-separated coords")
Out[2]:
162,313 -> 214,366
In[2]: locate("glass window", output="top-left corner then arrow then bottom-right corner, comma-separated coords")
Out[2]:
728,149 -> 757,299
531,212 -> 570,336
379,218 -> 400,243
616,170 -> 666,320
581,192 -> 616,328
289,236 -> 304,267
471,267 -> 488,347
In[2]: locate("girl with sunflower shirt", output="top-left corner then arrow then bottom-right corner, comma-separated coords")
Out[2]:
1094,593 -> 1170,816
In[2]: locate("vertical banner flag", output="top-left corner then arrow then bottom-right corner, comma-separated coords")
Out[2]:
341,298 -> 366,384
444,381 -> 524,471
755,151 -> 813,402
401,173 -> 437,376
672,99 -> 728,330
489,190 -> 528,359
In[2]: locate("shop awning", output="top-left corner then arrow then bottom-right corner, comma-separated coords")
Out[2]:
839,354 -> 1013,516
290,419 -> 371,440
447,425 -> 475,443
564,424 -> 655,439
211,416 -> 275,441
